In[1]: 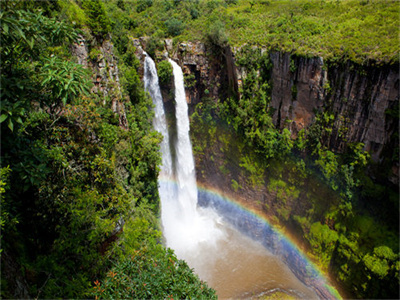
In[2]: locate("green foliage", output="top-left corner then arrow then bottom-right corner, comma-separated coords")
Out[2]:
307,222 -> 339,268
0,166 -> 18,252
231,179 -> 240,192
98,123 -> 119,152
184,73 -> 197,88
88,47 -> 102,62
289,57 -> 297,73
102,0 -> 398,64
157,60 -> 173,86
82,0 -> 111,40
315,148 -> 339,189
190,99 -> 219,158
269,179 -> 299,204
345,142 -> 370,168
221,47 -> 293,162
146,36 -> 164,59
239,154 -> 264,188
40,56 -> 92,110
363,253 -> 390,278
92,245 -> 217,299
332,218 -> 399,298
121,57 -> 146,105
0,7 -> 80,132
165,18 -> 185,37
294,129 -> 306,151
207,19 -> 229,47
57,0 -> 88,28
0,3 -> 175,299
293,215 -> 310,234
137,0 -> 153,13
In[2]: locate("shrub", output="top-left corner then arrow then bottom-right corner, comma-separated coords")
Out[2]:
165,18 -> 185,37
136,0 -> 153,13
92,245 -> 217,299
157,60 -> 173,86
207,20 -> 228,47
190,7 -> 200,19
88,47 -> 102,62
82,0 -> 111,40
146,36 -> 163,59
307,222 -> 339,267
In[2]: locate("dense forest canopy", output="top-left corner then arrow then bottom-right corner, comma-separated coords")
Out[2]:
1,0 -> 399,299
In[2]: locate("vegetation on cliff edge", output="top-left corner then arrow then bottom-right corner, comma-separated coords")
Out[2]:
104,0 -> 399,65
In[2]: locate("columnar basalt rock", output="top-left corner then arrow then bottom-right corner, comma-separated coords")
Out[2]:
269,52 -> 328,135
268,52 -> 399,163
327,63 -> 398,159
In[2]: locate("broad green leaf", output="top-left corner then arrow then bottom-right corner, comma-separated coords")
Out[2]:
7,119 -> 13,131
28,37 -> 34,49
3,23 -> 8,34
0,114 -> 7,123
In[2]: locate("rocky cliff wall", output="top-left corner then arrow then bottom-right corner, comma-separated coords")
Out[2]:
71,36 -> 127,129
268,52 -> 327,134
268,52 -> 399,163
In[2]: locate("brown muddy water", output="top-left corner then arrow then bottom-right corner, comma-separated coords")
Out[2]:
183,220 -> 317,299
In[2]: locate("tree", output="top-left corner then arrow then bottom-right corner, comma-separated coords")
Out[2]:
157,60 -> 173,86
92,244 -> 217,299
207,20 -> 228,48
165,18 -> 185,37
0,8 -> 80,131
307,222 -> 339,267
136,0 -> 153,13
82,0 -> 111,41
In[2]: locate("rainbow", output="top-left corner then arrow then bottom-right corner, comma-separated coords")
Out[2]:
158,178 -> 342,300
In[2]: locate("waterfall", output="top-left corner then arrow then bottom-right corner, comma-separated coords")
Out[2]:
164,58 -> 224,276
143,53 -> 173,178
143,53 -> 178,234
168,58 -> 198,223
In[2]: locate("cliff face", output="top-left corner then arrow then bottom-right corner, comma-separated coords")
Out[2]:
268,52 -> 399,163
71,36 -> 128,129
268,52 -> 327,135
327,63 -> 398,160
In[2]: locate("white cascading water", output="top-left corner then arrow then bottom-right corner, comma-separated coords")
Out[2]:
168,58 -> 198,222
164,59 -> 223,272
143,53 -> 173,177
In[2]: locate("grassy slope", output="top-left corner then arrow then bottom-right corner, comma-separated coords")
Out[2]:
123,0 -> 399,65
219,0 -> 399,64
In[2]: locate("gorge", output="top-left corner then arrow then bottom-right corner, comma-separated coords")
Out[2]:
1,1 -> 398,299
